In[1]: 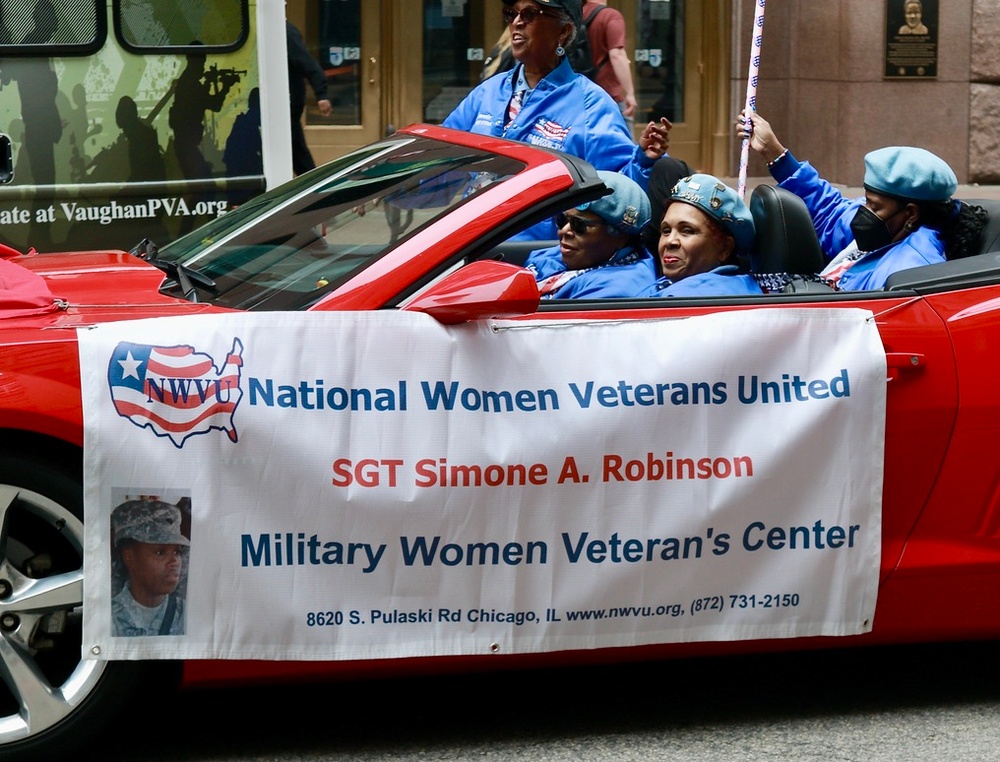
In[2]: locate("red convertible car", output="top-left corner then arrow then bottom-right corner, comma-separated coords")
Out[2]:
3,125 -> 1000,761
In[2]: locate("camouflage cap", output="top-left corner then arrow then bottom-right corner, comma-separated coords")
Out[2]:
112,499 -> 190,546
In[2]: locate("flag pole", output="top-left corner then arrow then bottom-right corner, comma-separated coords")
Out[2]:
737,0 -> 768,199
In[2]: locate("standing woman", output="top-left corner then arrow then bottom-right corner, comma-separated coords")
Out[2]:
444,0 -> 672,240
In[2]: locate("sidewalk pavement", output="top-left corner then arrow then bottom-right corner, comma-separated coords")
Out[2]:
727,177 -> 1000,201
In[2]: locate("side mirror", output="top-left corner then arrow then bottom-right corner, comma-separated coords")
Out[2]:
403,260 -> 540,324
0,134 -> 12,184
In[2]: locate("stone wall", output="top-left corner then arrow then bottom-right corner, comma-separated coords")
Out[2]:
732,0 -> 994,185
970,1 -> 1000,182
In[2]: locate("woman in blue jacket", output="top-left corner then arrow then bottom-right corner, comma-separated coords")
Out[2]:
525,171 -> 657,298
444,0 -> 673,240
637,174 -> 762,297
737,110 -> 988,291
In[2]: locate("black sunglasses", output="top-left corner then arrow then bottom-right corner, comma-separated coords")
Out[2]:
502,6 -> 557,25
555,211 -> 604,236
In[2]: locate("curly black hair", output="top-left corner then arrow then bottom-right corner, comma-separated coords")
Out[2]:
920,199 -> 990,260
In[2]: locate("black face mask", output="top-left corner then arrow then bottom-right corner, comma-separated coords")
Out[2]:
849,205 -> 896,252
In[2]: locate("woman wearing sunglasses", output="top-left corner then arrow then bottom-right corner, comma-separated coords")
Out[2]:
444,0 -> 673,242
637,174 -> 763,297
525,171 -> 657,299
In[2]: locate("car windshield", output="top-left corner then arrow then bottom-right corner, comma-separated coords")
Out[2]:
155,136 -> 525,310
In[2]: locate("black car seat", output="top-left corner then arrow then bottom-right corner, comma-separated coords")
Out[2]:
748,184 -> 831,293
749,184 -> 827,273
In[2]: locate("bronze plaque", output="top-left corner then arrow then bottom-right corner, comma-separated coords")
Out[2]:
884,0 -> 938,78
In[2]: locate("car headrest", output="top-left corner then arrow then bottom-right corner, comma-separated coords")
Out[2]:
749,185 -> 827,275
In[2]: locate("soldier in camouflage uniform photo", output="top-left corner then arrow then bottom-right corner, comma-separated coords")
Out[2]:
111,496 -> 190,637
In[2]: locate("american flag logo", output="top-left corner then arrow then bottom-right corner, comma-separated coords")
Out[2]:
107,338 -> 245,448
534,119 -> 571,142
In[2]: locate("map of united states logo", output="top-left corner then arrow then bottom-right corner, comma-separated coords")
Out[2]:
107,338 -> 245,448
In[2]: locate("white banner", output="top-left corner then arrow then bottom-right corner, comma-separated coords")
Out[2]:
79,308 -> 886,661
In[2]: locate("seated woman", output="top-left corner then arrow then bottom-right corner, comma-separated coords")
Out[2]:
637,174 -> 761,297
525,170 -> 657,299
736,110 -> 987,291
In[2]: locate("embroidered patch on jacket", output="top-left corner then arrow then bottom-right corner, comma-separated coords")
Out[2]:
533,119 -> 571,142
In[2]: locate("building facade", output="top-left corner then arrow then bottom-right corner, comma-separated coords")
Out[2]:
286,0 -> 999,186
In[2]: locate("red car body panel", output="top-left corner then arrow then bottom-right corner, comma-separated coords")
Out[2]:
2,124 -> 999,697
178,283 -> 984,688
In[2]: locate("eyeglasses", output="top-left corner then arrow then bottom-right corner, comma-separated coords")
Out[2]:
502,6 -> 556,25
555,212 -> 604,236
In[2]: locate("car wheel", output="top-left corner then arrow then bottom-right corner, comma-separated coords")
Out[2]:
0,452 -> 179,761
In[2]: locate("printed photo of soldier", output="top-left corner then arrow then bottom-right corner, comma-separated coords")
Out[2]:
110,494 -> 191,637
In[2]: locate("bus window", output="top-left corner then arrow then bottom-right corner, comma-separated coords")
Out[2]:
115,0 -> 248,52
0,134 -> 12,184
0,0 -> 104,56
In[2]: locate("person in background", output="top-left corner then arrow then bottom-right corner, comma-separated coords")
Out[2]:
481,27 -> 515,80
445,0 -> 671,241
637,173 -> 761,297
169,44 -> 234,180
736,109 -> 988,291
582,0 -> 637,128
115,95 -> 166,183
287,20 -> 333,174
525,170 -> 656,298
223,87 -> 263,206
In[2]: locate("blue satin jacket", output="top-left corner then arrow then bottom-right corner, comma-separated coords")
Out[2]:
770,153 -> 946,291
526,243 -> 657,299
637,265 -> 763,297
444,58 -> 654,240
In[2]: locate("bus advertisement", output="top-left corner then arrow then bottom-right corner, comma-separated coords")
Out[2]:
0,0 -> 292,253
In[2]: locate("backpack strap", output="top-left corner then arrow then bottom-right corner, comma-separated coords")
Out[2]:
583,5 -> 610,74
584,4 -> 608,25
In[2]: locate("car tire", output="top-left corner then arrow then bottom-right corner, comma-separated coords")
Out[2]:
0,451 -> 180,762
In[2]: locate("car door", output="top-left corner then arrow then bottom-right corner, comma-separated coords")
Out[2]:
520,291 -> 960,587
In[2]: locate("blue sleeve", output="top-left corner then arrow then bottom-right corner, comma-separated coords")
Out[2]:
577,86 -> 654,191
443,73 -> 509,134
443,88 -> 481,132
773,154 -> 861,258
287,24 -> 328,100
557,271 -> 628,299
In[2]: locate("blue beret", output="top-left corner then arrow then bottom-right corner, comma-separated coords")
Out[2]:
669,174 -> 755,254
576,170 -> 651,235
863,146 -> 957,202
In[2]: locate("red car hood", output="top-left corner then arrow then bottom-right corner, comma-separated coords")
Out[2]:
2,251 -> 219,325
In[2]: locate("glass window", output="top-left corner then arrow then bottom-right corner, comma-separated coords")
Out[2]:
157,136 -> 526,311
636,0 -> 684,123
115,0 -> 248,52
0,0 -> 104,55
422,0 -> 477,124
316,0 -> 361,126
